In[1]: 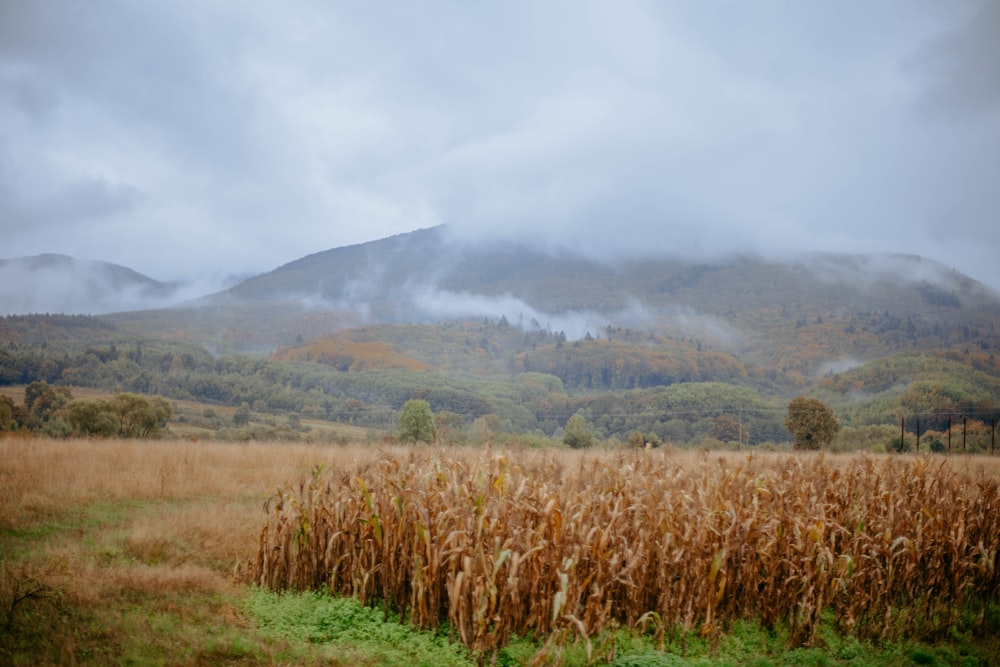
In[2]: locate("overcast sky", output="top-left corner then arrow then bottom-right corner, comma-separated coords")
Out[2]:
2,1 -> 998,291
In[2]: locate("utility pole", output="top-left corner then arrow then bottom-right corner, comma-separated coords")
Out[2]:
738,405 -> 743,451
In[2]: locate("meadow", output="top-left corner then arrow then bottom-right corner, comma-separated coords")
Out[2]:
2,437 -> 999,665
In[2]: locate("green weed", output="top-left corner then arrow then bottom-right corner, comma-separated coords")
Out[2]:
242,588 -> 476,667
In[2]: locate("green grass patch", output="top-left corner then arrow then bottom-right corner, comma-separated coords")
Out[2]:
496,613 -> 1000,667
242,588 -> 476,666
240,589 -> 1000,667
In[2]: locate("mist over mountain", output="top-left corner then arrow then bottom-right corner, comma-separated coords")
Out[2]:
0,254 -> 231,316
213,226 -> 999,345
8,227 -> 1000,371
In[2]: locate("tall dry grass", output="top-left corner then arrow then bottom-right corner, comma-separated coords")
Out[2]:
1,436 -> 401,663
0,437 -> 371,622
0,436 -> 366,527
245,447 -> 1000,653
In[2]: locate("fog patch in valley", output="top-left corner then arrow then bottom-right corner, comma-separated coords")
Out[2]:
817,357 -> 866,377
407,286 -> 652,341
405,283 -> 743,348
654,305 -> 744,350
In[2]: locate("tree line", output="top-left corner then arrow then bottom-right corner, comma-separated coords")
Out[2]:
0,334 -> 793,442
1,381 -> 172,438
2,315 -> 998,449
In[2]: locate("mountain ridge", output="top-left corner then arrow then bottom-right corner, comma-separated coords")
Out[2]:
202,227 -> 1000,362
8,228 -> 1000,371
8,229 -> 995,319
220,226 -> 997,312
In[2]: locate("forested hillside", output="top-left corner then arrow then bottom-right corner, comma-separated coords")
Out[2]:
3,228 -> 1000,449
3,313 -> 999,450
213,227 -> 1000,357
106,227 -> 1000,373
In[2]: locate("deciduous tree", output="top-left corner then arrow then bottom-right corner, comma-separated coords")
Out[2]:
65,399 -> 118,437
785,396 -> 840,450
0,395 -> 24,431
434,410 -> 466,444
399,399 -> 436,444
564,411 -> 594,449
24,381 -> 71,422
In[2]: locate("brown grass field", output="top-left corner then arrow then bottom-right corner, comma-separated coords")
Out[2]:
0,435 -> 366,664
2,437 -> 999,665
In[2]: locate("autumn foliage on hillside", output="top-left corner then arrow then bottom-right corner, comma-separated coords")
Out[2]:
517,338 -> 749,390
271,338 -> 430,372
3,313 -> 1000,447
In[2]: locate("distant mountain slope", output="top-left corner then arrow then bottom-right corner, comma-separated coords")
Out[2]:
211,226 -> 1000,365
223,226 -> 996,314
109,301 -> 353,356
0,254 -> 178,315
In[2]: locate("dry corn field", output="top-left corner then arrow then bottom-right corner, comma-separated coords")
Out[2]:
245,448 -> 1000,654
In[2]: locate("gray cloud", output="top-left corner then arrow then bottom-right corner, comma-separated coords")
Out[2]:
1,0 -> 998,294
0,176 -> 143,231
0,70 -> 58,120
907,1 -> 1000,119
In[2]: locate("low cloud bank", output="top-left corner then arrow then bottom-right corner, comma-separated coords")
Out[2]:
408,286 -> 651,340
0,261 -> 236,316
